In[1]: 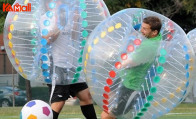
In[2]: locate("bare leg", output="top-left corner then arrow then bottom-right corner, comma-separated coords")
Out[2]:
77,88 -> 97,119
50,101 -> 65,119
101,111 -> 116,119
76,88 -> 93,105
51,101 -> 65,113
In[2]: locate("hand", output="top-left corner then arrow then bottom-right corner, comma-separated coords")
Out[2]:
42,27 -> 60,44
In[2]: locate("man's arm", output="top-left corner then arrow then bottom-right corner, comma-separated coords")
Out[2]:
42,27 -> 60,44
71,10 -> 80,40
121,58 -> 138,68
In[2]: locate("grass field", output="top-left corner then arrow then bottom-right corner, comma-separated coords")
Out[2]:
0,103 -> 196,119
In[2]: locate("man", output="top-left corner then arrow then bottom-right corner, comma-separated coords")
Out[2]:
101,16 -> 162,119
41,1 -> 97,119
48,83 -> 97,119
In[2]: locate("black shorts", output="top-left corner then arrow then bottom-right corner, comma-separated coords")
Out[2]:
47,83 -> 88,103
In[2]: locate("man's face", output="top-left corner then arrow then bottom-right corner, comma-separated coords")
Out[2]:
140,23 -> 154,38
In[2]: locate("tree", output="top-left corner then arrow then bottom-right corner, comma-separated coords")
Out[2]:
25,80 -> 32,101
103,0 -> 196,32
104,0 -> 143,14
18,75 -> 26,90
144,0 -> 196,32
143,0 -> 183,18
0,0 -> 15,33
18,75 -> 32,101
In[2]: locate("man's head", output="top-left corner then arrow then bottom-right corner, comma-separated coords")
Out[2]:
140,16 -> 162,38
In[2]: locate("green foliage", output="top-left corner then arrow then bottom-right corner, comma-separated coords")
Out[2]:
0,0 -> 15,33
182,0 -> 196,14
104,0 -> 143,14
0,18 -> 5,33
104,0 -> 196,32
0,0 -> 195,33
0,0 -> 15,16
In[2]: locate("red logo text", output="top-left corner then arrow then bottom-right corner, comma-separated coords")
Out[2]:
3,3 -> 31,12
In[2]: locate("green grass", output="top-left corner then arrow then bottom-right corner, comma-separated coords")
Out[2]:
0,103 -> 196,119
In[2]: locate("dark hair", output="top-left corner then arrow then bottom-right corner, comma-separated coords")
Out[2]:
143,16 -> 162,33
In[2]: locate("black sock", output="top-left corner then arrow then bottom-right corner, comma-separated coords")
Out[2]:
80,104 -> 97,119
52,110 -> 59,119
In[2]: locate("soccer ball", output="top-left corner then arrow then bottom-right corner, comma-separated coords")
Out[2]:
20,100 -> 53,119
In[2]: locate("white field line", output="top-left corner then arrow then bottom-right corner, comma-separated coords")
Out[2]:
166,113 -> 196,115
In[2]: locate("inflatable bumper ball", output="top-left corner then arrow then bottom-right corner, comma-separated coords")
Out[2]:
3,0 -> 110,85
83,8 -> 196,119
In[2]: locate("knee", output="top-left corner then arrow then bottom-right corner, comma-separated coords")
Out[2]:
78,90 -> 93,105
80,94 -> 93,104
51,101 -> 65,113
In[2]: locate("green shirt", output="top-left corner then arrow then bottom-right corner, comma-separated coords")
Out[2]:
122,34 -> 162,90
